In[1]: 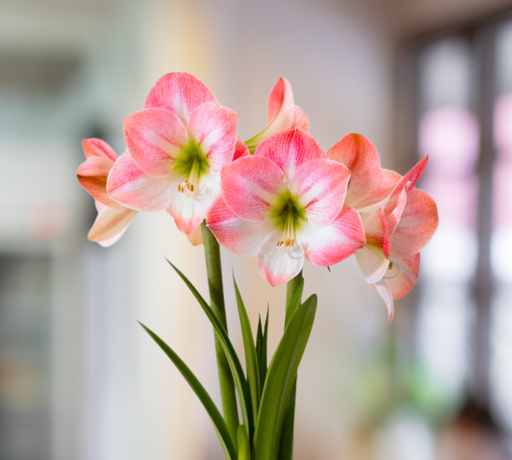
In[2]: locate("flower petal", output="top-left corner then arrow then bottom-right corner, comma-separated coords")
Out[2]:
328,134 -> 399,208
233,138 -> 250,161
144,72 -> 217,121
355,244 -> 389,284
107,151 -> 177,211
267,77 -> 295,125
293,106 -> 309,133
124,108 -> 188,176
77,156 -> 118,208
82,138 -> 117,161
187,223 -> 204,246
258,230 -> 304,286
88,206 -> 138,247
391,189 -> 439,256
188,102 -> 238,173
372,281 -> 395,321
291,159 -> 350,226
255,129 -> 326,179
221,156 -> 284,222
303,204 -> 365,266
168,174 -> 221,235
207,198 -> 272,256
360,206 -> 390,256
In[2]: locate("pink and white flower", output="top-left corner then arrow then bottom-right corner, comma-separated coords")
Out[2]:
107,72 -> 239,238
328,134 -> 439,319
207,129 -> 365,286
77,139 -> 138,246
245,78 -> 309,153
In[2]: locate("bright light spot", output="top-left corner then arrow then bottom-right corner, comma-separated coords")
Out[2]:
422,222 -> 478,283
491,225 -> 512,284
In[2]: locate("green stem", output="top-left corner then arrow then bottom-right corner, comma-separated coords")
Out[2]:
279,270 -> 304,460
201,222 -> 239,442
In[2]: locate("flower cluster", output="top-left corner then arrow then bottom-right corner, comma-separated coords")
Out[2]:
77,72 -> 438,317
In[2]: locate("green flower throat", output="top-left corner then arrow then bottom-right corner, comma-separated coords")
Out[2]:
173,139 -> 210,195
270,190 -> 306,248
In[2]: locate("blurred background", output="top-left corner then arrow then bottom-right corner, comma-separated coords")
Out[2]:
1,0 -> 512,458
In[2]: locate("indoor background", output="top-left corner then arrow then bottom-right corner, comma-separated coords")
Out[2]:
0,0 -> 511,459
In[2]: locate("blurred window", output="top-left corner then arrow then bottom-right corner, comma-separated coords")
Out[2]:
414,15 -> 512,434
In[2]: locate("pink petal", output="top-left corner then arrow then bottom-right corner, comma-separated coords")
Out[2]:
360,206 -> 390,256
124,108 -> 188,177
355,244 -> 389,284
144,72 -> 217,121
391,189 -> 439,256
267,78 -> 295,125
255,129 -> 326,179
77,156 -> 118,208
304,204 -> 365,266
188,102 -> 238,173
372,281 -> 395,321
328,134 -> 399,209
372,252 -> 420,321
384,187 -> 408,237
107,151 -> 177,211
293,106 -> 309,133
207,198 -> 272,256
258,230 -> 304,287
290,159 -> 350,226
233,138 -> 250,161
88,206 -> 138,247
187,225 -> 203,246
168,176 -> 220,235
221,156 -> 284,222
82,138 -> 117,162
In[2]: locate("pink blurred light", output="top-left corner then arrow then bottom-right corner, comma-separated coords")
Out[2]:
494,92 -> 512,156
26,198 -> 68,241
419,106 -> 479,177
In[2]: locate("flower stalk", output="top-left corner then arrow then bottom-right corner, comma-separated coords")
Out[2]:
201,221 -> 239,440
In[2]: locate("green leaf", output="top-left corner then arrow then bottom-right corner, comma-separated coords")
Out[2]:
166,260 -> 254,437
285,272 -> 304,326
233,275 -> 260,426
237,425 -> 251,460
253,294 -> 317,460
139,322 -> 236,460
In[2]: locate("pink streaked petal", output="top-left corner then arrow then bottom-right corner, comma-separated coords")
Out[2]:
168,176 -> 220,235
384,155 -> 429,219
293,106 -> 309,133
207,198 -> 272,256
233,138 -> 250,161
372,281 -> 395,321
258,230 -> 304,287
144,72 -> 217,121
379,252 -> 420,303
255,129 -> 326,179
82,138 -> 117,162
267,78 -> 294,124
221,156 -> 283,222
355,244 -> 389,284
124,108 -> 188,177
188,102 -> 238,173
328,134 -> 383,208
391,189 -> 439,256
107,151 -> 177,211
360,206 -> 390,256
385,187 -> 408,237
88,206 -> 138,247
187,225 -> 203,246
303,204 -> 365,266
291,159 -> 350,226
77,156 -> 119,208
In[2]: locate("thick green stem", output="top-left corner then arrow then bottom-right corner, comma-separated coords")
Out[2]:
201,222 -> 239,442
279,270 -> 304,460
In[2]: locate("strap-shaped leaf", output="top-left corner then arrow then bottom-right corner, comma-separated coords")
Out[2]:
167,260 -> 254,437
233,276 -> 260,427
285,277 -> 304,326
253,294 -> 317,460
139,322 -> 236,460
237,425 -> 251,460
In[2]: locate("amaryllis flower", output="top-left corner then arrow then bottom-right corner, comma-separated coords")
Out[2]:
207,129 -> 365,286
245,78 -> 309,153
77,139 -> 137,246
107,72 -> 238,238
328,134 -> 438,319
